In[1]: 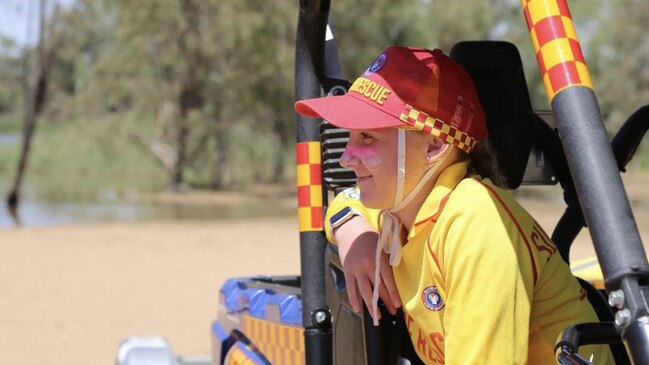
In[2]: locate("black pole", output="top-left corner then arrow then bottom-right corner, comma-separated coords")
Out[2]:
552,86 -> 649,363
520,1 -> 649,361
295,1 -> 332,364
551,87 -> 649,288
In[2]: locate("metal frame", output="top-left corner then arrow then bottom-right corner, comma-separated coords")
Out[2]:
520,1 -> 649,363
295,1 -> 333,364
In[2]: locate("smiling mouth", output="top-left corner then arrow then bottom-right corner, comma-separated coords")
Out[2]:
356,175 -> 372,182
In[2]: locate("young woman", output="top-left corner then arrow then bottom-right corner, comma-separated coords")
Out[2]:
295,46 -> 612,364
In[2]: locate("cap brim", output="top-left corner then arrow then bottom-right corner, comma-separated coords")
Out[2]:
294,94 -> 402,130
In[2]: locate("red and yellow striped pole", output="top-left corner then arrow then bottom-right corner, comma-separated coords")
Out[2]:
522,3 -> 649,363
521,0 -> 593,103
296,141 -> 324,232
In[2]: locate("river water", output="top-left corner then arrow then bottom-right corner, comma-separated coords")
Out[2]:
0,189 -> 296,228
0,132 -> 298,227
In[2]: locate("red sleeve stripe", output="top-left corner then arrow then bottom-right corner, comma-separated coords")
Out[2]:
414,192 -> 453,228
421,193 -> 453,274
426,239 -> 443,274
475,180 -> 539,286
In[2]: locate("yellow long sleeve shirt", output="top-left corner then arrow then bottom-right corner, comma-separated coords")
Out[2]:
325,161 -> 612,365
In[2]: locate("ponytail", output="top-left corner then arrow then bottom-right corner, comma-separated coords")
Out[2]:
460,140 -> 508,189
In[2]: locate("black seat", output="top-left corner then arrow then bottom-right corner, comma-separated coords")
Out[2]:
450,41 -> 536,189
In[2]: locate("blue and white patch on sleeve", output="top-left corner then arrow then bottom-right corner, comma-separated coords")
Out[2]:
422,286 -> 445,311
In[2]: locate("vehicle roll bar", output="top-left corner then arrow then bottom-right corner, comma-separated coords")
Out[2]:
523,1 -> 649,363
295,1 -> 335,364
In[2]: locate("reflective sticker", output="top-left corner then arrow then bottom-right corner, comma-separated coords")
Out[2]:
296,142 -> 323,232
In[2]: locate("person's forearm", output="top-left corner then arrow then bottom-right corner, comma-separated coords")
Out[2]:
333,215 -> 377,264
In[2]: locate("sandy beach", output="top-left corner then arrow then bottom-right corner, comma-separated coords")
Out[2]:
0,217 -> 301,365
1,176 -> 647,365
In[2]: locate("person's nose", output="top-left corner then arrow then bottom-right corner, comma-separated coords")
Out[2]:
339,144 -> 360,169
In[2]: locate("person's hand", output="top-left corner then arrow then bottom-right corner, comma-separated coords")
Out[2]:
333,216 -> 401,322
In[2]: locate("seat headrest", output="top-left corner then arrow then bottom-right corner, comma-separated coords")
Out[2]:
450,41 -> 536,189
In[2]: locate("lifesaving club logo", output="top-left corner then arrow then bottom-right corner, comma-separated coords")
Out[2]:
422,286 -> 444,311
363,51 -> 388,76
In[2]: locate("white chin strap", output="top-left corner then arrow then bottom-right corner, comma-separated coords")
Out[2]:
370,130 -> 450,325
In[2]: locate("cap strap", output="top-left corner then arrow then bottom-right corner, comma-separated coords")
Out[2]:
392,129 -> 406,207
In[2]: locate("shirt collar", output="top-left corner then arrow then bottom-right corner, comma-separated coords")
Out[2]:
407,160 -> 469,239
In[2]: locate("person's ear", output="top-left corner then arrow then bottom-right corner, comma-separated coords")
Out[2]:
425,138 -> 449,163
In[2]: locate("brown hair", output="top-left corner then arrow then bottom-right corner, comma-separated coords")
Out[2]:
459,140 -> 508,189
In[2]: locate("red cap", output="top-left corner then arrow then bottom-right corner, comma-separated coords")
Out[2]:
295,47 -> 487,153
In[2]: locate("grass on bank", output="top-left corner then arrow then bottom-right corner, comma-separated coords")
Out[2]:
0,112 -> 296,203
0,114 -> 167,202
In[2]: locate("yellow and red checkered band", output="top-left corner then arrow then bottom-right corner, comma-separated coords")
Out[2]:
296,141 -> 323,232
399,104 -> 478,153
224,344 -> 259,365
242,316 -> 305,365
522,0 -> 593,102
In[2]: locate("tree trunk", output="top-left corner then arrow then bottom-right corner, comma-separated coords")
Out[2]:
210,130 -> 229,189
7,0 -> 52,220
168,0 -> 206,191
168,119 -> 189,191
272,117 -> 290,181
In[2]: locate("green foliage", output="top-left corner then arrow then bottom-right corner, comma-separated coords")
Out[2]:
17,113 -> 167,202
0,0 -> 647,202
588,0 -> 649,131
333,0 -> 489,76
0,113 -> 22,133
639,148 -> 649,170
0,35 -> 24,114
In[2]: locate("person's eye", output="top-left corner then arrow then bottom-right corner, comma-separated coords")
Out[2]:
360,132 -> 374,141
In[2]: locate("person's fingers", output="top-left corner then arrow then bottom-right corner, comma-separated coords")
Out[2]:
378,282 -> 397,315
380,255 -> 401,309
357,276 -> 380,322
345,274 -> 361,313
